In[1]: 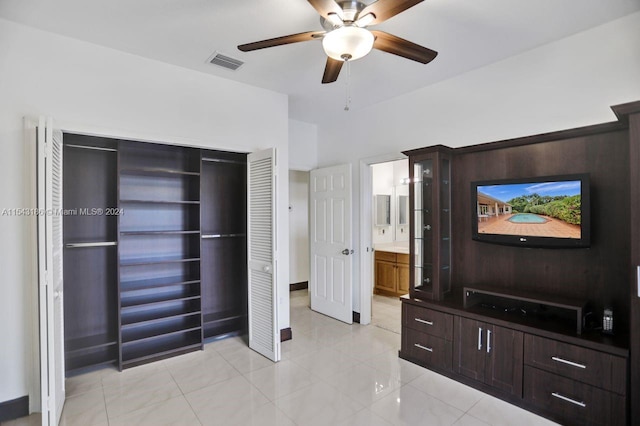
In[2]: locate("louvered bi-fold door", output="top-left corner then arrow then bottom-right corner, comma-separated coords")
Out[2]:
247,148 -> 280,362
37,118 -> 66,426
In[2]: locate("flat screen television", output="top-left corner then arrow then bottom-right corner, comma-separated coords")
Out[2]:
471,174 -> 590,248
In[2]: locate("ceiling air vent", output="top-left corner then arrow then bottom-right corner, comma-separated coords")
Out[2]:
208,52 -> 244,71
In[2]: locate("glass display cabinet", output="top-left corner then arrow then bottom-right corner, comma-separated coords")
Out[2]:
406,146 -> 452,301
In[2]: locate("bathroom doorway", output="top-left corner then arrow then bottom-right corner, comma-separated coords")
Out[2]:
368,158 -> 409,333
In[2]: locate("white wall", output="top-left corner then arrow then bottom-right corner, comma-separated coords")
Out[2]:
0,18 -> 290,404
288,171 -> 309,284
288,119 -> 318,171
316,12 -> 640,312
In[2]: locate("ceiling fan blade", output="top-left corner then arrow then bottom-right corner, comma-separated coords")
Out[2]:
322,57 -> 344,84
238,31 -> 325,52
371,30 -> 437,64
307,0 -> 344,19
358,0 -> 423,25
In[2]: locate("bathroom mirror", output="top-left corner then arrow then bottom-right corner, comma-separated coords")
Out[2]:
397,195 -> 409,225
374,194 -> 391,226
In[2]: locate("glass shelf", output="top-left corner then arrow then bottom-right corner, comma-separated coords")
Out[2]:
409,149 -> 452,301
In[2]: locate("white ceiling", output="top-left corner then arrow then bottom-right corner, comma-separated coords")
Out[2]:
1,0 -> 639,124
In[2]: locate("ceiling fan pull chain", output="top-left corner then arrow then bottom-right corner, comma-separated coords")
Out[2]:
344,59 -> 352,111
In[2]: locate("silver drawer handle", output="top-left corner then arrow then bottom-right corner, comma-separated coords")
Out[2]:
414,343 -> 433,352
415,318 -> 434,326
551,392 -> 586,408
551,356 -> 586,369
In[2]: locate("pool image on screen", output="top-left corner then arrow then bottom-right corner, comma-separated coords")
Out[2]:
476,180 -> 582,239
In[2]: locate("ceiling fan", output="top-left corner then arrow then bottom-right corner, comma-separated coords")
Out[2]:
237,0 -> 438,84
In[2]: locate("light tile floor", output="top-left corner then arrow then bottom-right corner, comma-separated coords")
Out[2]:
3,290 -> 558,426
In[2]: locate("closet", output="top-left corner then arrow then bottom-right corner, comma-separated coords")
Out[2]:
62,134 -> 248,375
63,135 -> 119,374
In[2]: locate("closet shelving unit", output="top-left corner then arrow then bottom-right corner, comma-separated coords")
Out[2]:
200,153 -> 248,339
62,134 -> 249,375
62,135 -> 119,374
118,142 -> 203,369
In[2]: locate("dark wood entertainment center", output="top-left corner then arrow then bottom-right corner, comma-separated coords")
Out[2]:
399,101 -> 640,426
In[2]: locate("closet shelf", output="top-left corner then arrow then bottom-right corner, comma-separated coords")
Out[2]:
203,310 -> 245,325
121,342 -> 201,367
120,199 -> 200,205
120,277 -> 200,292
120,230 -> 200,236
65,334 -> 118,354
66,355 -> 117,376
121,308 -> 202,328
121,294 -> 201,310
120,256 -> 200,267
120,167 -> 200,177
122,325 -> 202,346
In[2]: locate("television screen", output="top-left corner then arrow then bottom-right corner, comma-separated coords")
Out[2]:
471,174 -> 590,248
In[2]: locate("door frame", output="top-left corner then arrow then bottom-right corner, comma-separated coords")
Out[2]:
358,152 -> 407,325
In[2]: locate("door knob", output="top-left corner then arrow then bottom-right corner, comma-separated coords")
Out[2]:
54,290 -> 63,300
262,265 -> 272,273
342,249 -> 350,255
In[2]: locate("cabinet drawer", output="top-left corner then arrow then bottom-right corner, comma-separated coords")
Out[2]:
403,303 -> 453,339
524,335 -> 626,395
375,251 -> 396,262
524,367 -> 625,426
402,328 -> 452,371
396,253 -> 409,265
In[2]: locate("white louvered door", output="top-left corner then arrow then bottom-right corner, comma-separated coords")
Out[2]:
247,148 -> 280,362
37,117 -> 65,426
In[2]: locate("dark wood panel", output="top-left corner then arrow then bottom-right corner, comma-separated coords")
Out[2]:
451,130 -> 631,334
403,294 -> 628,357
119,174 -> 200,202
524,366 -> 625,426
402,328 -> 452,371
453,316 -> 485,382
524,334 -> 626,394
485,324 -> 523,397
119,141 -> 200,172
119,234 -> 201,264
402,303 -> 453,339
201,160 -> 247,235
63,247 -> 118,345
63,141 -> 118,243
628,112 -> 640,425
201,237 -> 247,318
120,203 -> 199,233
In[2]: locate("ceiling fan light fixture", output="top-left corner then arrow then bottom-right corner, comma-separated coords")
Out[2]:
326,12 -> 343,28
322,26 -> 374,61
355,13 -> 375,27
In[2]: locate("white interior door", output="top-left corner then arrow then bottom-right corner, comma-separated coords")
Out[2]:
310,164 -> 353,324
37,117 -> 65,426
247,148 -> 280,362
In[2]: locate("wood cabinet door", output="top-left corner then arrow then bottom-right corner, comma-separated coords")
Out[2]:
397,262 -> 410,294
453,316 -> 485,382
375,260 -> 397,293
484,325 -> 524,397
